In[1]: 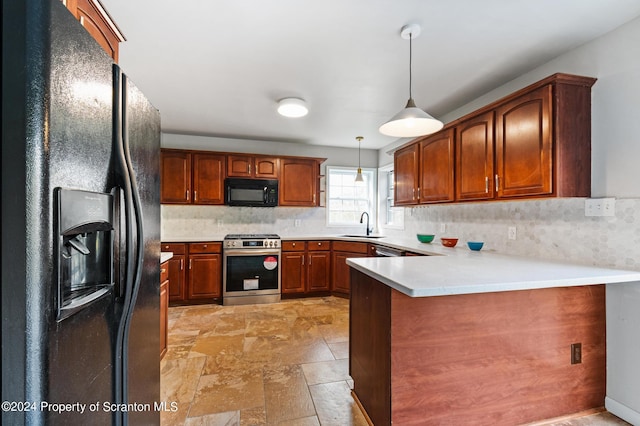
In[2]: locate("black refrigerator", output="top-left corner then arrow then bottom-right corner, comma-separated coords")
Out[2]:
2,0 -> 161,424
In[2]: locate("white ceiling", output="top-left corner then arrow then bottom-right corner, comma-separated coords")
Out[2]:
101,0 -> 640,150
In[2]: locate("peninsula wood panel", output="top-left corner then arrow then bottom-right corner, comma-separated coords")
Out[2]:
350,270 -> 391,426
390,284 -> 606,425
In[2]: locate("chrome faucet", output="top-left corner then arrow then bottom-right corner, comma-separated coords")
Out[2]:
359,212 -> 373,236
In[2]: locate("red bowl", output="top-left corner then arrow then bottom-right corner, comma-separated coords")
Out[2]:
441,238 -> 458,247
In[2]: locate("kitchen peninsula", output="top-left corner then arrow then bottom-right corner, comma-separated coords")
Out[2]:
346,252 -> 640,425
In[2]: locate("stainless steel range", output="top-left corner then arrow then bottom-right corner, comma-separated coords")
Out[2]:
223,234 -> 281,305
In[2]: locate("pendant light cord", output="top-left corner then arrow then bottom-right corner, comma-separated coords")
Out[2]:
409,31 -> 413,99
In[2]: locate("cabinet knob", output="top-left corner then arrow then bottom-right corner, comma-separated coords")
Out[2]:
203,244 -> 208,248
161,269 -> 166,273
292,243 -> 296,247
318,242 -> 322,246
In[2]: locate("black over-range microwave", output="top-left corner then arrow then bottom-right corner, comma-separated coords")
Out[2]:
225,178 -> 278,207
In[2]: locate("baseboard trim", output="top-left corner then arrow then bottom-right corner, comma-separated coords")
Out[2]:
351,390 -> 374,426
606,397 -> 640,425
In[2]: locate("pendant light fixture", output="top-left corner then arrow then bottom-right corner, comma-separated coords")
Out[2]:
355,136 -> 364,183
379,24 -> 443,138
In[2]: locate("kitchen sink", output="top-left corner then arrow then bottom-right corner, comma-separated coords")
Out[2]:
340,234 -> 385,239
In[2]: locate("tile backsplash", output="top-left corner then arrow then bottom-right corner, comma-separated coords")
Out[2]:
161,205 -> 364,239
382,198 -> 640,270
161,198 -> 640,271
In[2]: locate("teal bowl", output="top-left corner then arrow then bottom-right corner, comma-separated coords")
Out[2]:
467,241 -> 484,251
417,234 -> 435,243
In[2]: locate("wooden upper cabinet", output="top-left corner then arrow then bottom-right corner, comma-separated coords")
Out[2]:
193,153 -> 225,204
62,0 -> 125,62
279,158 -> 319,206
227,155 -> 252,177
394,144 -> 420,206
495,85 -> 552,198
394,73 -> 595,204
227,155 -> 279,178
255,157 -> 279,178
419,129 -> 455,203
161,151 -> 191,204
456,111 -> 495,201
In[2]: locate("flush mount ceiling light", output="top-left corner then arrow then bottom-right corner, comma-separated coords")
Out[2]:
355,136 -> 364,183
379,24 -> 443,138
277,97 -> 308,118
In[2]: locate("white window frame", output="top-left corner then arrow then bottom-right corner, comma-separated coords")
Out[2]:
378,164 -> 404,230
325,166 -> 377,228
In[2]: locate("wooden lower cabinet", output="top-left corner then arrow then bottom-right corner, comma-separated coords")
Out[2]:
188,253 -> 221,299
281,241 -> 331,295
282,250 -> 306,294
160,261 -> 169,359
331,241 -> 369,295
162,242 -> 222,304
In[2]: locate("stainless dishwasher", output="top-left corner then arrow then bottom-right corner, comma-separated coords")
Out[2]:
373,245 -> 405,257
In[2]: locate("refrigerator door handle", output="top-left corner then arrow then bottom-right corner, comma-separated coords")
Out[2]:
112,65 -> 146,426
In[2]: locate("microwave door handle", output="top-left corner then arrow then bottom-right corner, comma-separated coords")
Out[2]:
264,186 -> 268,203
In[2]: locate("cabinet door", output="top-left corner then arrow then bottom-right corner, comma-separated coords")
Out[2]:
73,0 -> 121,61
331,251 -> 367,294
419,129 -> 455,203
193,153 -> 225,204
279,159 -> 318,206
227,154 -> 252,177
160,279 -> 168,359
394,144 -> 419,205
282,252 -> 306,294
456,112 -> 495,201
254,157 -> 279,178
307,251 -> 331,292
495,85 -> 552,198
167,255 -> 186,302
161,151 -> 192,204
188,254 -> 221,299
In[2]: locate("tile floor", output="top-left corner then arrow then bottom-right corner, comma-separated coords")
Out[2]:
160,296 -> 630,426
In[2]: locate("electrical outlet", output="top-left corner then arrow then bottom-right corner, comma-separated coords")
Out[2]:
508,226 -> 517,240
294,219 -> 301,227
440,223 -> 446,233
217,219 -> 223,228
571,342 -> 582,364
585,198 -> 616,217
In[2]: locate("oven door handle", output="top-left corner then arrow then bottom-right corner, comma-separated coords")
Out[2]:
224,249 -> 281,257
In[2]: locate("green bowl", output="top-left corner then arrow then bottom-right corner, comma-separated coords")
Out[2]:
417,234 -> 435,243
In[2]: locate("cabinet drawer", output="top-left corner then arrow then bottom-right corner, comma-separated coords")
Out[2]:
161,243 -> 186,254
308,240 -> 330,251
189,242 -> 221,254
332,241 -> 369,254
282,241 -> 306,251
160,261 -> 169,282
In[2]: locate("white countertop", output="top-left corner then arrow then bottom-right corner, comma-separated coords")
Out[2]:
347,250 -> 640,297
160,252 -> 173,263
160,234 -> 640,297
